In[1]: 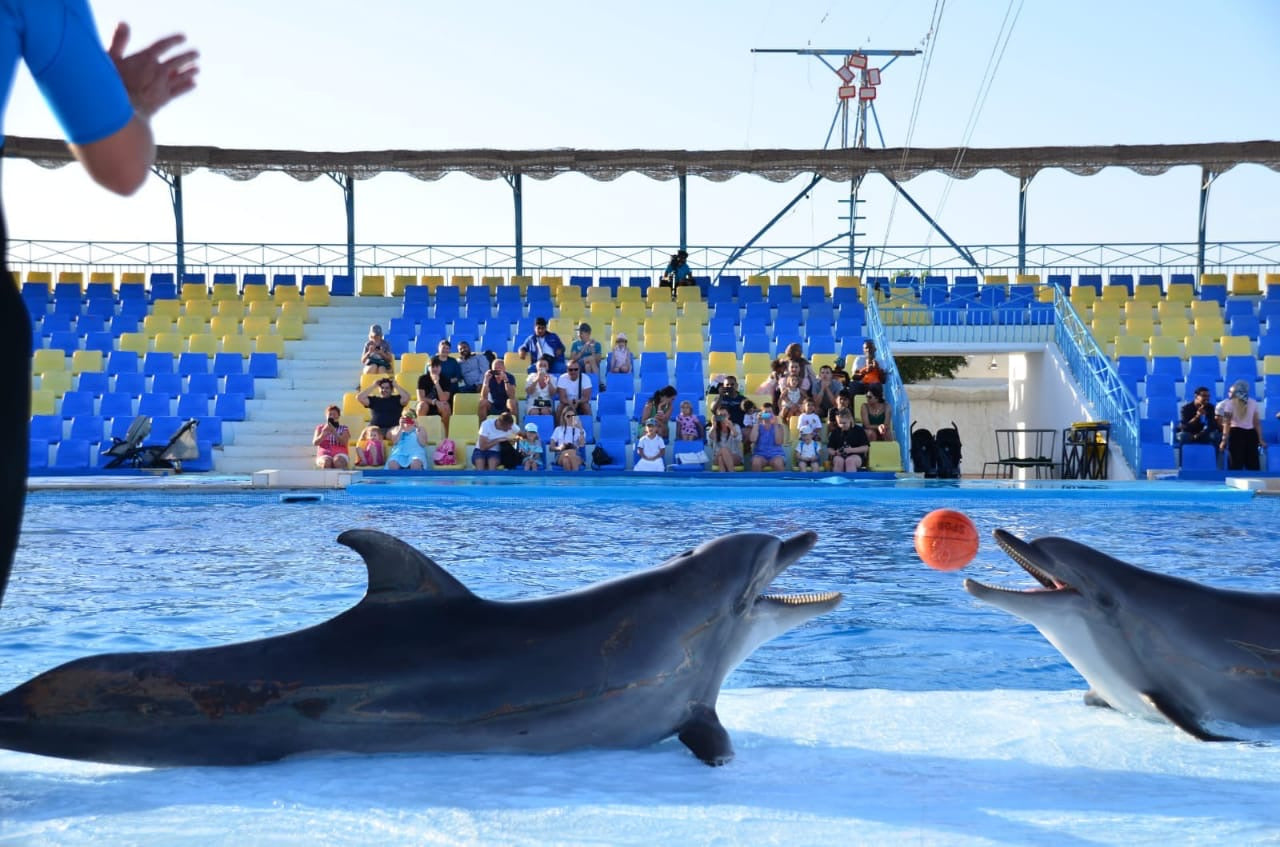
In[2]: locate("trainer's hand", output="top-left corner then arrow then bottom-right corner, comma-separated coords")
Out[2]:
108,23 -> 199,119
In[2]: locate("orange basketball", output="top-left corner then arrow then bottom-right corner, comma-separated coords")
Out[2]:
914,509 -> 979,571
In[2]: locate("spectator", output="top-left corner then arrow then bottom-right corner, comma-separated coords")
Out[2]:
850,340 -> 887,395
517,316 -> 566,373
828,408 -> 870,471
473,412 -> 518,470
416,356 -> 455,438
740,398 -> 759,458
812,364 -> 840,420
633,418 -> 667,471
518,422 -> 544,471
1217,379 -> 1265,471
455,340 -> 488,393
794,425 -> 822,472
860,383 -> 894,442
797,397 -> 824,438
706,410 -> 743,472
556,361 -> 593,422
313,404 -> 350,469
777,372 -> 809,425
386,410 -> 429,471
478,358 -> 518,421
831,361 -> 851,394
606,332 -> 634,378
361,324 -> 394,375
356,376 -> 409,438
354,423 -> 387,468
658,249 -> 694,296
639,385 -> 678,434
524,359 -> 557,417
711,375 -> 745,427
826,390 -> 854,430
549,409 -> 588,471
569,323 -> 602,381
780,342 -> 818,387
434,339 -> 464,387
1179,386 -> 1220,444
749,402 -> 787,472
674,400 -> 704,442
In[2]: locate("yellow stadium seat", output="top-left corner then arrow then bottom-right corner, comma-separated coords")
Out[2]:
152,332 -> 184,354
150,300 -> 181,319
89,271 -> 115,286
391,275 -> 415,297
680,302 -> 709,324
648,301 -> 677,323
179,282 -> 208,301
1157,315 -> 1190,338
1124,301 -> 1156,321
342,392 -> 370,421
277,317 -> 305,340
777,275 -> 801,296
1124,318 -> 1155,340
26,270 -> 52,285
416,274 -> 442,292
1230,273 -> 1261,296
1089,317 -> 1121,340
175,315 -> 207,336
806,275 -> 831,291
984,275 -> 1010,287
183,300 -> 213,320
1147,335 -> 1181,358
503,352 -> 524,374
117,332 -> 149,355
539,276 -> 562,291
707,351 -> 739,379
675,333 -> 705,352
38,370 -> 73,397
247,300 -> 277,319
1182,335 -> 1216,358
1219,336 -> 1253,357
510,275 -> 532,293
673,287 -> 702,307
32,348 -> 66,373
615,286 -> 641,302
215,300 -> 245,319
450,275 -> 474,294
1200,273 -> 1228,289
746,275 -> 769,290
1089,300 -> 1121,320
360,275 -> 386,296
399,352 -> 429,374
1015,274 -> 1041,285
186,334 -> 218,356
743,371 -> 772,395
834,275 -> 861,290
1189,300 -> 1220,318
30,389 -> 56,416
221,334 -> 253,358
452,393 -> 480,417
272,284 -> 301,303
1263,355 -> 1280,376
1132,284 -> 1162,303
617,301 -> 647,324
1165,282 -> 1194,302
120,272 -> 145,285
1112,335 -> 1146,358
586,287 -> 614,304
1155,299 -> 1186,320
242,316 -> 273,337
1265,274 -> 1280,297
210,316 -> 240,337
211,283 -> 239,302
481,276 -> 504,292
242,284 -> 270,303
1100,285 -> 1130,303
59,271 -> 85,286
868,441 -> 903,472
395,371 -> 418,395
1068,288 -> 1096,310
641,327 -> 674,354
280,301 -> 309,324
1192,315 -> 1225,337
252,335 -> 284,357
742,352 -> 773,376
303,284 -> 330,306
589,302 -> 617,326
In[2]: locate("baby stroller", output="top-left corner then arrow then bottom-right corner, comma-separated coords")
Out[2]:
102,416 -> 201,471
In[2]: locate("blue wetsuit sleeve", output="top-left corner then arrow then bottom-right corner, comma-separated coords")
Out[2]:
23,0 -> 133,144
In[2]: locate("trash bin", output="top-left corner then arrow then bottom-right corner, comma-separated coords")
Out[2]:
1061,421 -> 1110,480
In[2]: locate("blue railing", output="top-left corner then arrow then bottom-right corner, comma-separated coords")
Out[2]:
861,299 -> 913,473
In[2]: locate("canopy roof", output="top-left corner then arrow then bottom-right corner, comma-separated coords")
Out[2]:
4,135 -> 1279,183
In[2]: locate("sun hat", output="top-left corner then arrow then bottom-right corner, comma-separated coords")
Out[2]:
799,425 -> 814,435
524,422 -> 539,432
645,417 -> 658,426
615,332 -> 627,341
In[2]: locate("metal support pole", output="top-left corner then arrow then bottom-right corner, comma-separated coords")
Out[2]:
1018,173 -> 1030,275
505,173 -> 524,276
326,171 -> 355,284
1197,167 -> 1217,283
153,166 -> 185,282
883,174 -> 980,270
716,173 -> 824,281
678,172 -> 687,252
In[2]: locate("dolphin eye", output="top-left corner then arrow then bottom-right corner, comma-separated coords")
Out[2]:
1096,592 -> 1116,610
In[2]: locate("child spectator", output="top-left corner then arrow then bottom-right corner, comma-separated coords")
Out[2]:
518,422 -> 544,471
674,400 -> 703,442
826,391 -> 853,430
777,373 -> 808,424
796,397 -> 823,436
794,425 -> 822,471
740,399 -> 759,457
354,424 -> 387,467
633,418 -> 667,472
606,332 -> 634,377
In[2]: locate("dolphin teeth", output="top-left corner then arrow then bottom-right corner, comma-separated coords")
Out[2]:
758,591 -> 842,606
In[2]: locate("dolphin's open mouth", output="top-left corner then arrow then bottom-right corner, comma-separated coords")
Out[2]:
755,531 -> 842,610
757,591 -> 843,607
964,529 -> 1077,596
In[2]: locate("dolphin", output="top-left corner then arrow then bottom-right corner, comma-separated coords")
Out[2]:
964,529 -> 1280,741
0,529 -> 840,767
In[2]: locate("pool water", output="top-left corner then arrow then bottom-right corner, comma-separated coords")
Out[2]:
3,483 -> 1276,694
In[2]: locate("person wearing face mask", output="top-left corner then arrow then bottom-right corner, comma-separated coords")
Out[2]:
1216,379 -> 1265,471
749,402 -> 788,472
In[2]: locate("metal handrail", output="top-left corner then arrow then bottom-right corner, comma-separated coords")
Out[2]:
861,296 -> 913,473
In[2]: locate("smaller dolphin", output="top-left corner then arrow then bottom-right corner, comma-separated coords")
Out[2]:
964,529 -> 1280,741
0,529 -> 840,767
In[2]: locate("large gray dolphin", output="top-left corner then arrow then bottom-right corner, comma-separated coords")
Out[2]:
965,529 -> 1280,741
0,529 -> 840,767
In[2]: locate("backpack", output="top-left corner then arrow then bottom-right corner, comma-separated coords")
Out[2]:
432,438 -> 456,467
909,422 -> 938,478
934,422 -> 962,479
591,444 -> 612,469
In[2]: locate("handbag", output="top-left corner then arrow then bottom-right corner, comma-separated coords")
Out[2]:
591,445 -> 612,468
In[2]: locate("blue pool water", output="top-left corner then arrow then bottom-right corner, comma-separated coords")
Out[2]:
3,481 -> 1280,845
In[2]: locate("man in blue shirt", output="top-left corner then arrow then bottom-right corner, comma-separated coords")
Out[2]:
517,316 -> 566,374
0,3 -> 198,607
659,249 -> 694,296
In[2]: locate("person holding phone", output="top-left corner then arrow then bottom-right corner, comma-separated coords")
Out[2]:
312,404 -> 351,469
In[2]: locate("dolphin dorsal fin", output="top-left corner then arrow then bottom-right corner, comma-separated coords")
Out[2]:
338,529 -> 477,604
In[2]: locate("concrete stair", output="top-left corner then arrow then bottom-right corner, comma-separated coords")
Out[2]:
215,298 -> 400,473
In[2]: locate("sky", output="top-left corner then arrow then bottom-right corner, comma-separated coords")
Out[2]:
2,0 -> 1278,266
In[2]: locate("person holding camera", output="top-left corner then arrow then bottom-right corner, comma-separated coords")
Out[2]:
711,376 -> 745,427
1179,385 -> 1220,445
549,410 -> 588,471
361,324 -> 394,375
312,404 -> 351,469
386,410 -> 430,471
658,249 -> 694,297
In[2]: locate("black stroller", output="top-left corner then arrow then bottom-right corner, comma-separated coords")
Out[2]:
102,416 -> 201,471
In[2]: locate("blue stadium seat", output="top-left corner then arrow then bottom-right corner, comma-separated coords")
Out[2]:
69,415 -> 105,444
670,439 -> 707,471
83,331 -> 116,354
29,415 -> 63,443
197,416 -> 224,446
137,393 -> 173,418
330,274 -> 354,296
214,393 -> 247,421
212,352 -> 243,376
248,352 -> 278,378
99,392 -> 135,419
150,373 -> 183,396
177,393 -> 210,418
53,438 -> 91,470
187,373 -> 219,396
598,415 -> 634,445
28,438 -> 49,471
178,352 -> 209,376
143,352 -> 175,375
1138,442 -> 1176,474
224,373 -> 255,399
1179,443 -> 1218,471
59,390 -> 95,418
112,373 -> 146,397
1076,274 -> 1103,294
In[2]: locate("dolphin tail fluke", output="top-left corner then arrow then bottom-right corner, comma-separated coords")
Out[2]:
1140,691 -> 1239,742
677,703 -> 733,766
